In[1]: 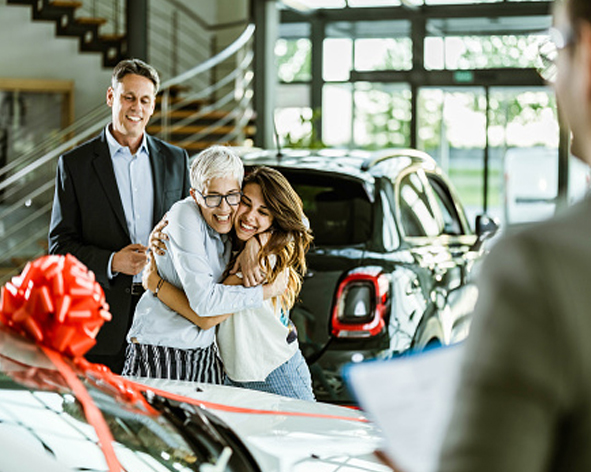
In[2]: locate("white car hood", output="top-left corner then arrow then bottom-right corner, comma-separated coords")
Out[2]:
133,377 -> 390,472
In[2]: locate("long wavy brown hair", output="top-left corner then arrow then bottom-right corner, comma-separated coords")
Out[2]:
238,166 -> 313,312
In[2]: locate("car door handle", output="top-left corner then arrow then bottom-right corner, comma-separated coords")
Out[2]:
406,278 -> 421,295
431,287 -> 448,309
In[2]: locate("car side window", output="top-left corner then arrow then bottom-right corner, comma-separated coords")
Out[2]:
379,186 -> 400,250
427,175 -> 465,236
398,172 -> 441,237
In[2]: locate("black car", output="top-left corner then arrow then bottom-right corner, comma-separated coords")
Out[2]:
241,148 -> 498,403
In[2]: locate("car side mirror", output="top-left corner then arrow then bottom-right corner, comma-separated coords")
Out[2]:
472,214 -> 500,251
475,214 -> 500,237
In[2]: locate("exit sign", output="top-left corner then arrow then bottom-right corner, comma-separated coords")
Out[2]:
454,71 -> 474,83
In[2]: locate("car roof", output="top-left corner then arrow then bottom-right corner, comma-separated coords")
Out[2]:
239,147 -> 439,181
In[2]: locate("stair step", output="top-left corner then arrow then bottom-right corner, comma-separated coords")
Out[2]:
147,124 -> 256,135
155,96 -> 207,106
171,141 -> 244,151
160,85 -> 192,97
50,0 -> 82,8
76,16 -> 107,26
155,99 -> 208,113
100,33 -> 125,42
153,110 -> 244,120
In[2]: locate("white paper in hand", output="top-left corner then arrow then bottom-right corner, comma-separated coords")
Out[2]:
344,344 -> 465,472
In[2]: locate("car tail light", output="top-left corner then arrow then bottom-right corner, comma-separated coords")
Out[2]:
331,269 -> 389,338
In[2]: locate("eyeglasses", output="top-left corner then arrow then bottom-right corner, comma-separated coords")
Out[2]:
196,189 -> 242,208
537,27 -> 576,83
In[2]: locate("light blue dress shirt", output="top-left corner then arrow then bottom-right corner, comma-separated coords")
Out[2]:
126,196 -> 264,349
105,126 -> 154,282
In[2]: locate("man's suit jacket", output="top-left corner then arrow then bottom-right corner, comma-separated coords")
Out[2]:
48,128 -> 191,355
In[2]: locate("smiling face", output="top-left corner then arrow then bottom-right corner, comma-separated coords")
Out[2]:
234,183 -> 274,242
193,176 -> 242,234
106,73 -> 156,151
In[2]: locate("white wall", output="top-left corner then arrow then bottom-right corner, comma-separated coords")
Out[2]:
0,2 -> 112,119
177,0 -> 217,25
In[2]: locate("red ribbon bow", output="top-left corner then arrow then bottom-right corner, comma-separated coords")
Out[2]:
0,254 -> 111,357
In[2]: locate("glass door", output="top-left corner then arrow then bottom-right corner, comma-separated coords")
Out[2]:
416,85 -> 569,227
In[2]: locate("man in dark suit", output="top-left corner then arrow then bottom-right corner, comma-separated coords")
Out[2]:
48,59 -> 190,373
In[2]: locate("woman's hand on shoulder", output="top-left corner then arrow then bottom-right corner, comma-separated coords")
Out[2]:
230,236 -> 265,287
262,269 -> 288,300
149,216 -> 169,256
142,255 -> 161,293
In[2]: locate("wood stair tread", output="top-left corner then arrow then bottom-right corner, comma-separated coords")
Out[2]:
171,141 -> 243,151
50,0 -> 82,8
153,110 -> 243,120
100,34 -> 125,41
147,124 -> 256,134
159,84 -> 192,94
76,16 -> 108,26
7,0 -> 126,66
155,96 -> 207,106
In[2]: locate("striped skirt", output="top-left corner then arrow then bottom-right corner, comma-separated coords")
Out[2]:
122,342 -> 225,384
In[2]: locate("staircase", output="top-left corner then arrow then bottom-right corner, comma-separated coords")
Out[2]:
151,90 -> 256,153
6,0 -> 126,67
0,1 -> 256,283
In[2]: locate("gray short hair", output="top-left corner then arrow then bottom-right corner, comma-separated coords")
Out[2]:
111,58 -> 160,94
190,145 -> 244,192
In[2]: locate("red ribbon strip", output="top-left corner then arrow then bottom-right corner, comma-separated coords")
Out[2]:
73,358 -> 370,423
118,376 -> 369,423
140,381 -> 370,422
42,347 -> 122,472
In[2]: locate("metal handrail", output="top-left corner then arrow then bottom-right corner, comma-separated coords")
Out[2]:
164,24 -> 255,89
163,0 -> 249,32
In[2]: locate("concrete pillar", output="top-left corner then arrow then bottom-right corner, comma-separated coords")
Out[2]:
252,0 -> 279,149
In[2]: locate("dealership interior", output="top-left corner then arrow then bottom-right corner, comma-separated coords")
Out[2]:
0,0 -> 572,278
0,0 -> 588,470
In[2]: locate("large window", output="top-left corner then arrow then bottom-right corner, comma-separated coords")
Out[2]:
276,38 -> 312,82
321,83 -> 411,149
353,83 -> 412,149
275,35 -> 313,147
355,37 -> 412,71
276,2 -> 565,226
416,86 -> 560,224
425,34 -> 545,70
